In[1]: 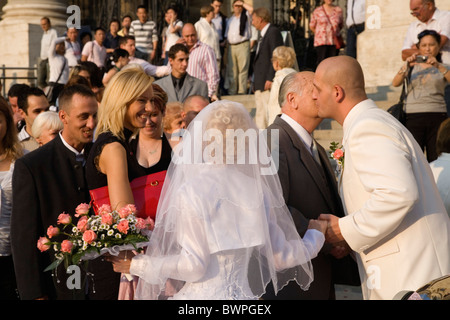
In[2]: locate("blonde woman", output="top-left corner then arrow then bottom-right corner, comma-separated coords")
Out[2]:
267,46 -> 297,125
86,65 -> 153,211
0,97 -> 23,299
85,66 -> 154,300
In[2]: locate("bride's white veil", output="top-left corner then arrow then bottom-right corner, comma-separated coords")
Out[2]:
134,100 -> 314,300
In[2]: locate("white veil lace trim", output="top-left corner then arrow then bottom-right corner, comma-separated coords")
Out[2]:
133,100 -> 316,300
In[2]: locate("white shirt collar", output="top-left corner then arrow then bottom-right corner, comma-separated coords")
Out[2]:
59,131 -> 84,156
418,8 -> 440,26
260,23 -> 270,37
18,126 -> 31,141
280,113 -> 313,152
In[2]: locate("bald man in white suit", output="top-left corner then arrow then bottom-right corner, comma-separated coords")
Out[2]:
313,56 -> 450,300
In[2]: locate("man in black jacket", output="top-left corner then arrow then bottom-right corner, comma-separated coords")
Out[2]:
265,72 -> 359,299
252,7 -> 284,129
11,85 -> 120,300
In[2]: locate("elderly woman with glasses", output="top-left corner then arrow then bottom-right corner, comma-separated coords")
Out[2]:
393,29 -> 450,162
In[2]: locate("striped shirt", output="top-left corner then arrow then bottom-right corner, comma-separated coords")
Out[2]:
129,19 -> 158,54
186,41 -> 220,97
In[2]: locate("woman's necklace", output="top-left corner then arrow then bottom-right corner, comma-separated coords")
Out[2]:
148,144 -> 160,155
141,138 -> 162,156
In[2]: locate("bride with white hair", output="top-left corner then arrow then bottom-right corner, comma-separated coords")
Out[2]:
107,100 -> 326,300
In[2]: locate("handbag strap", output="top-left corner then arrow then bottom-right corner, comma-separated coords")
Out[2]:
55,58 -> 67,84
58,59 -> 66,81
322,6 -> 338,35
399,67 -> 412,103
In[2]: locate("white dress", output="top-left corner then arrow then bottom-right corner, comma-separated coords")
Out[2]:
130,166 -> 324,300
130,101 -> 324,300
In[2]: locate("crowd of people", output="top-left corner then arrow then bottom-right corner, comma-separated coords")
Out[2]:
0,0 -> 449,302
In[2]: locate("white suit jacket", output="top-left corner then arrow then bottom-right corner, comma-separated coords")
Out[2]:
338,99 -> 450,300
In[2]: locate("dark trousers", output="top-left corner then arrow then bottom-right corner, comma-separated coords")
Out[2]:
37,58 -> 49,89
346,23 -> 365,59
315,45 -> 338,67
406,112 -> 449,162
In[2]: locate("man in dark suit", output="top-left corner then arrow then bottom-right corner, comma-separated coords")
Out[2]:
11,85 -> 120,300
265,71 -> 358,300
154,43 -> 208,103
252,7 -> 284,129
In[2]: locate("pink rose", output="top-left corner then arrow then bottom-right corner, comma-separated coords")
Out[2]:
97,204 -> 112,216
47,225 -> 60,239
101,213 -> 114,225
136,217 -> 154,231
57,213 -> 72,225
61,240 -> 73,253
146,217 -> 155,231
117,220 -> 129,234
77,216 -> 88,232
75,203 -> 90,217
82,230 -> 97,244
37,237 -> 50,252
333,149 -> 344,161
136,218 -> 146,230
118,204 -> 136,219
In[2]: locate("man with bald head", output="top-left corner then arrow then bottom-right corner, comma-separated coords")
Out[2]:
182,95 -> 209,128
314,56 -> 450,300
265,72 -> 357,300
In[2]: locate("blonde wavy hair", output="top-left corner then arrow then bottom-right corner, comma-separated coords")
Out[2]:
96,66 -> 153,140
272,46 -> 296,69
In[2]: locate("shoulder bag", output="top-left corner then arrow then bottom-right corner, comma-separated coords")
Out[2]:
89,170 -> 167,220
387,68 -> 412,125
322,6 -> 345,50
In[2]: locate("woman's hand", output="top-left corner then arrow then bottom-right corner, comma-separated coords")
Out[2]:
308,219 -> 327,234
426,55 -> 439,68
405,53 -> 418,68
105,250 -> 136,274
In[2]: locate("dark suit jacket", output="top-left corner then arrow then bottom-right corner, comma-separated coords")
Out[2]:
264,116 -> 356,300
154,73 -> 209,103
253,24 -> 284,92
11,135 -> 119,300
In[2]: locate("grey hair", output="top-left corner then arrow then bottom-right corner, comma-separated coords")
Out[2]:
278,72 -> 302,107
31,111 -> 63,139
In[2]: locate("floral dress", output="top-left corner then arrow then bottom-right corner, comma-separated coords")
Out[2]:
310,6 -> 343,47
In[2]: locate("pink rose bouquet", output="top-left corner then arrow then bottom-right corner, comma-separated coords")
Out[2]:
38,203 -> 154,272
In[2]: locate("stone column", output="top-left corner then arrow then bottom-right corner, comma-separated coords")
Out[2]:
0,0 -> 69,91
1,0 -> 68,26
